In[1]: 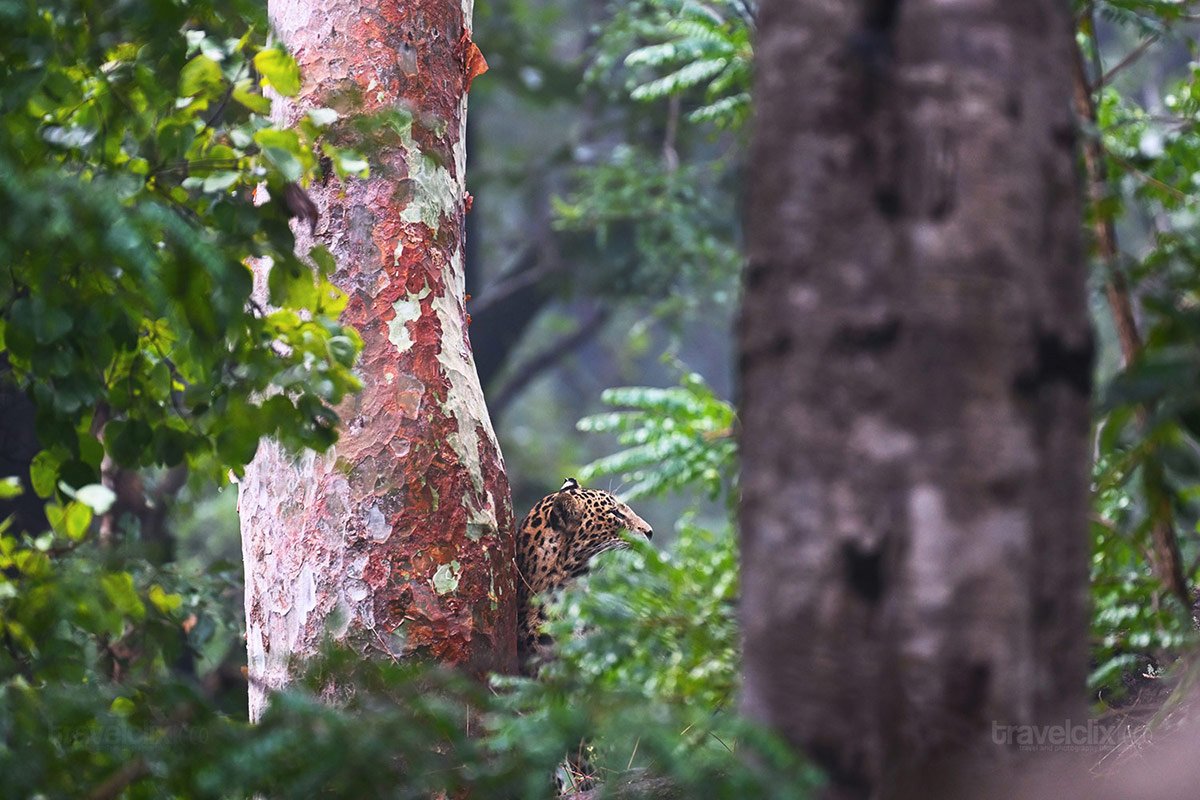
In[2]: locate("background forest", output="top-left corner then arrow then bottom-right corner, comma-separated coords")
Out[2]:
3,0 -> 1200,796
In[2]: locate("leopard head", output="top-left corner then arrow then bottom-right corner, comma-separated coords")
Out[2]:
515,478 -> 654,673
547,478 -> 653,579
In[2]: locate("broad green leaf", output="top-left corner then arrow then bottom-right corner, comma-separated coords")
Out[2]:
63,501 -> 92,540
29,450 -> 61,499
255,128 -> 308,182
0,477 -> 22,499
232,81 -> 271,114
101,572 -> 146,620
180,54 -> 224,96
254,47 -> 301,96
202,171 -> 240,192
325,145 -> 369,178
110,697 -> 136,716
148,584 -> 183,613
106,419 -> 153,466
309,245 -> 337,277
307,107 -> 339,127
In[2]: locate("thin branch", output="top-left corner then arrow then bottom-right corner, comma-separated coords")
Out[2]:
625,736 -> 641,771
1072,43 -> 1141,364
1105,114 -> 1197,132
488,306 -> 611,419
1110,155 -> 1197,204
86,758 -> 149,800
467,242 -> 557,317
663,94 -> 680,173
197,61 -> 248,139
1093,35 -> 1160,91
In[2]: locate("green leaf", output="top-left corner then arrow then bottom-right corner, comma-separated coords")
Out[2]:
106,419 -> 153,466
255,128 -> 307,182
308,107 -> 339,127
78,433 -> 104,468
232,82 -> 272,114
63,501 -> 92,540
325,145 -> 369,178
180,54 -> 224,97
101,572 -> 146,620
26,300 -> 72,344
202,171 -> 240,192
309,245 -> 337,277
5,621 -> 35,652
148,584 -> 183,613
110,697 -> 136,717
0,477 -> 22,499
268,262 -> 317,308
29,450 -> 61,499
153,428 -> 190,466
254,47 -> 301,96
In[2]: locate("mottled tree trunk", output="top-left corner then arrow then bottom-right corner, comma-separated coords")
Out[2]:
239,0 -> 515,720
739,1 -> 1090,796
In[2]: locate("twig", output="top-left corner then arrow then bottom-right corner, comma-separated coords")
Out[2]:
467,242 -> 557,317
1093,35 -> 1160,91
86,758 -> 149,800
488,306 -> 611,419
663,95 -> 680,173
707,730 -> 734,754
1110,155 -> 1196,204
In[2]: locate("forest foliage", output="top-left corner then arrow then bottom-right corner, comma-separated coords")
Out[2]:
2,0 -> 1200,796
0,0 -> 365,483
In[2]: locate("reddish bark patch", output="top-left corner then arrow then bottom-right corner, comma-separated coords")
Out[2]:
461,29 -> 489,91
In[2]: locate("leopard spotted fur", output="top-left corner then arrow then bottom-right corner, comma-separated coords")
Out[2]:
514,478 -> 653,676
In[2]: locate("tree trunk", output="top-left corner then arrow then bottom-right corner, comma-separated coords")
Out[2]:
739,1 -> 1091,796
239,0 -> 515,720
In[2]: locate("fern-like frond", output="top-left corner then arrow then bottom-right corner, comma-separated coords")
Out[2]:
578,371 -> 737,502
631,58 -> 730,101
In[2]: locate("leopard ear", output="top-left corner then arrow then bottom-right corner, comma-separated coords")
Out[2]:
550,488 -> 583,531
559,477 -> 580,492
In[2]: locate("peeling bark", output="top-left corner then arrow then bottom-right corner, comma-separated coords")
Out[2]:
740,1 -> 1090,796
239,0 -> 515,720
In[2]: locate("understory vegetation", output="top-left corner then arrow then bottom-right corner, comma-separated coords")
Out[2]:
4,0 -> 1200,796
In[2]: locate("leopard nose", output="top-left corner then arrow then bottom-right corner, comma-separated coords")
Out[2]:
645,527 -> 653,539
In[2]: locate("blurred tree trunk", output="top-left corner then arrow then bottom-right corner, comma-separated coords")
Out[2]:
739,1 -> 1091,797
239,0 -> 515,720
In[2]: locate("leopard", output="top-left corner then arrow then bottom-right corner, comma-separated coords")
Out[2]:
514,478 -> 654,793
515,477 -> 654,676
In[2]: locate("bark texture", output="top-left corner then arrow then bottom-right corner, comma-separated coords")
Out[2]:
240,0 -> 514,720
739,1 -> 1090,796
